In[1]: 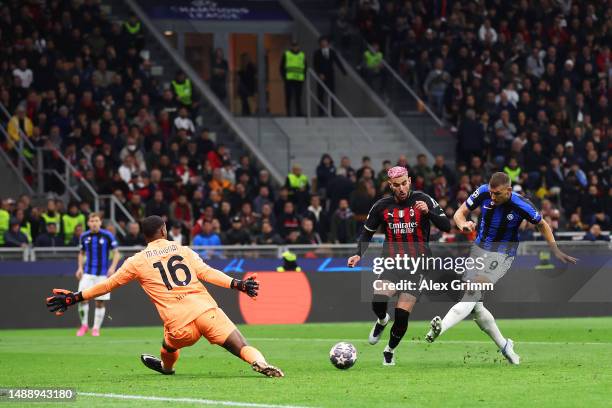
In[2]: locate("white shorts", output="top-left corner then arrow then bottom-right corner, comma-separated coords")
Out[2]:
463,245 -> 514,285
78,273 -> 111,301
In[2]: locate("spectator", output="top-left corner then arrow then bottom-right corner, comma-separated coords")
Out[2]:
297,218 -> 322,244
285,164 -> 310,213
145,190 -> 170,220
303,194 -> 329,242
168,222 -> 189,246
277,201 -> 300,239
120,222 -> 146,246
329,198 -> 357,244
313,36 -> 347,115
222,216 -> 251,245
362,41 -> 384,93
315,154 -> 336,194
582,224 -> 610,242
423,58 -> 450,115
237,53 -> 256,115
61,202 -> 86,245
0,199 -> 12,246
173,107 -> 195,136
280,40 -> 306,116
171,71 -> 194,109
4,218 -> 28,248
170,194 -> 193,230
210,48 -> 229,103
12,58 -> 33,89
255,220 -> 283,245
34,222 -> 64,247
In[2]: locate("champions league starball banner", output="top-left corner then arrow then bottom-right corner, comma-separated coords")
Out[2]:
143,0 -> 291,21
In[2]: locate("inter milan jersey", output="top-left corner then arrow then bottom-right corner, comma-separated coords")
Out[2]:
364,191 -> 447,257
466,184 -> 542,256
80,229 -> 118,276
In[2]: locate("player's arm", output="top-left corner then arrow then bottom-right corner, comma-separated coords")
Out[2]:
47,259 -> 137,316
76,250 -> 85,280
415,195 -> 451,232
348,200 -> 381,267
107,233 -> 121,276
189,249 -> 259,297
536,219 -> 577,264
453,202 -> 476,232
455,184 -> 487,232
107,248 -> 121,276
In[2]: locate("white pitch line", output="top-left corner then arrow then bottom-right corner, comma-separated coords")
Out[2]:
78,392 -> 315,408
89,337 -> 612,346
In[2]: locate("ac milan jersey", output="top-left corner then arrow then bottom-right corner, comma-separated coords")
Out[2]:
363,192 -> 445,257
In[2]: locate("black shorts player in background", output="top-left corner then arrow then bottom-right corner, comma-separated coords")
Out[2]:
347,166 -> 450,365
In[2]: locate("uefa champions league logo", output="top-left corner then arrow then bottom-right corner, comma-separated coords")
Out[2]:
507,213 -> 514,220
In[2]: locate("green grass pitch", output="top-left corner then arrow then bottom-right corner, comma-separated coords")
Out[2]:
1,318 -> 611,407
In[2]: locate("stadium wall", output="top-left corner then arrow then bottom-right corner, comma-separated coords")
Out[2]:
4,257 -> 612,329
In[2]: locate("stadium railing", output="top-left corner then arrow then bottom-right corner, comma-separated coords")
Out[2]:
305,68 -> 373,143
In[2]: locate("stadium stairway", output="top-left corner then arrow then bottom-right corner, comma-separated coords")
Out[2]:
237,117 -> 418,180
106,0 -> 252,171
290,0 -> 456,166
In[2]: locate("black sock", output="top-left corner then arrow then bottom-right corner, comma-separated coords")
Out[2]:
388,308 -> 410,349
372,294 -> 389,321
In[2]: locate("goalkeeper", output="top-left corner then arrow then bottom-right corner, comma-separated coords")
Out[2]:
46,215 -> 284,378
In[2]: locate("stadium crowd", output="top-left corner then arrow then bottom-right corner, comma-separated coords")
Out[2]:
329,0 -> 611,229
0,0 -> 610,250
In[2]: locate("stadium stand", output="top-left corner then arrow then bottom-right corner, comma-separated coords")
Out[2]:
0,0 -> 609,250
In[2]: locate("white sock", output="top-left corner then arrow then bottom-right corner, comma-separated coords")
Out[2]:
384,345 -> 394,353
378,313 -> 390,325
78,303 -> 89,326
93,307 -> 106,330
440,301 -> 476,335
473,302 -> 506,349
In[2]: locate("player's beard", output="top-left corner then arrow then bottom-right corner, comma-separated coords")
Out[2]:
394,189 -> 409,201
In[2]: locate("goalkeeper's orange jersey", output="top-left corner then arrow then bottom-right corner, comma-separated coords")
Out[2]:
81,238 -> 233,331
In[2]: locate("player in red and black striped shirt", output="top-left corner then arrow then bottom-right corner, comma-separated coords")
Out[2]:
347,166 -> 450,365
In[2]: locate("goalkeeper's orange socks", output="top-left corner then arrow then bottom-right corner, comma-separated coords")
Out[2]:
239,346 -> 266,364
160,347 -> 179,371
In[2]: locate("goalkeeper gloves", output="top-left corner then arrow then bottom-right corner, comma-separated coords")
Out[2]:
46,289 -> 84,316
231,274 -> 259,298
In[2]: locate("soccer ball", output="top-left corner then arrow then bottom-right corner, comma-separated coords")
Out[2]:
329,342 -> 357,369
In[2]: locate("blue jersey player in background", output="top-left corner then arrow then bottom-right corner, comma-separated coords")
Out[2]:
75,212 -> 121,337
426,172 -> 576,364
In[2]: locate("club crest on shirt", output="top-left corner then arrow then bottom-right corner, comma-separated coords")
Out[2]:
507,213 -> 514,220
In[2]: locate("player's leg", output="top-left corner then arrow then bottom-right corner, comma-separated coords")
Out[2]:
92,300 -> 105,336
383,292 -> 416,366
369,275 -> 396,345
141,340 -> 179,375
221,329 -> 283,377
199,308 -> 283,377
141,322 -> 201,375
426,283 -> 483,342
472,302 -> 519,364
76,274 -> 90,336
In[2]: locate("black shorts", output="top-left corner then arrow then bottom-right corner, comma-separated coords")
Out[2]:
376,269 -> 423,298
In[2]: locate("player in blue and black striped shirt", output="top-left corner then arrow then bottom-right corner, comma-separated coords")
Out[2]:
75,213 -> 121,337
426,172 -> 576,364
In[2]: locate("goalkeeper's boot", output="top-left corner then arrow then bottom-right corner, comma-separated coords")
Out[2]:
76,324 -> 88,337
368,313 -> 390,345
382,346 -> 395,366
140,354 -> 175,375
425,316 -> 442,343
251,361 -> 284,377
501,338 -> 520,365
